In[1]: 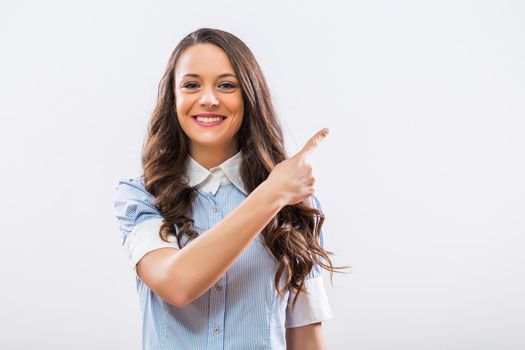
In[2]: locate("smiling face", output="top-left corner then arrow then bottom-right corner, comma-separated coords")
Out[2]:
174,43 -> 244,165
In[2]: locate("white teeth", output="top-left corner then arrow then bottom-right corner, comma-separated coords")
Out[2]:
195,116 -> 223,123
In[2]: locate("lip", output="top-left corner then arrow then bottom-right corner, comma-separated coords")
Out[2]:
191,113 -> 227,127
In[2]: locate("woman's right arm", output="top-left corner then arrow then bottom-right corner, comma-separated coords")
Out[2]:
138,128 -> 329,308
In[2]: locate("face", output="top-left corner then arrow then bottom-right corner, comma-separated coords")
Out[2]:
174,44 -> 244,155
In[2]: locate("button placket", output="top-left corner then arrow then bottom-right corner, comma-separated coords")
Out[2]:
207,274 -> 226,348
205,200 -> 225,348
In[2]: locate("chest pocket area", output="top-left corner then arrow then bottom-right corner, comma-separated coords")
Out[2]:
173,221 -> 207,248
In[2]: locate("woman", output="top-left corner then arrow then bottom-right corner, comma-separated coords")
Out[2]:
113,27 -> 346,349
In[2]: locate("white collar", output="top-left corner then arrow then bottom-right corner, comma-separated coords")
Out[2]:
186,150 -> 248,196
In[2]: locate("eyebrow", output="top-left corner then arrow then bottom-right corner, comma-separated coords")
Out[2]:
182,73 -> 237,79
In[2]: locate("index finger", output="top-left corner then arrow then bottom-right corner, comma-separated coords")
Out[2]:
298,128 -> 329,158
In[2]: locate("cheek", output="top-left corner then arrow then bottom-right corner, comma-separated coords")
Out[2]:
175,93 -> 193,115
225,94 -> 244,115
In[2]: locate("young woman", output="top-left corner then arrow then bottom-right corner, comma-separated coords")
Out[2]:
113,28 -> 345,349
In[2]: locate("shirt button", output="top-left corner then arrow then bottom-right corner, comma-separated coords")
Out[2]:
212,207 -> 219,213
213,326 -> 221,335
215,283 -> 223,291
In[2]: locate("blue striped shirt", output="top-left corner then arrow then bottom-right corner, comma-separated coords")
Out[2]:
113,151 -> 332,349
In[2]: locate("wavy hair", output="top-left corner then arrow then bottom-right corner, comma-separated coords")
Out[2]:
142,28 -> 349,308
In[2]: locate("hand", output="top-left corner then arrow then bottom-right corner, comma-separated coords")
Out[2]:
264,128 -> 329,206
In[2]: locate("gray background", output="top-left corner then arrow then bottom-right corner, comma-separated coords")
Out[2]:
1,0 -> 524,349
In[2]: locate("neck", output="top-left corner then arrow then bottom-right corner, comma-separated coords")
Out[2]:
189,141 -> 239,170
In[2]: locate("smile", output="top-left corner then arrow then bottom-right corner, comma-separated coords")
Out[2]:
191,114 -> 227,127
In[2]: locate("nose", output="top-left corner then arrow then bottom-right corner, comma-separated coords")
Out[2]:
199,87 -> 219,108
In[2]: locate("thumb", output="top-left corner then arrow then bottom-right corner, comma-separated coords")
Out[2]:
298,128 -> 329,158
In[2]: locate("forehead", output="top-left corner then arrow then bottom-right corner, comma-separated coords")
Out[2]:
175,44 -> 235,80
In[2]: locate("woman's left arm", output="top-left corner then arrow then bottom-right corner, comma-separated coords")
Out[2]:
286,322 -> 327,350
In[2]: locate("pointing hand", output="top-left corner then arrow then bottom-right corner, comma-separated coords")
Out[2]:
265,128 -> 329,206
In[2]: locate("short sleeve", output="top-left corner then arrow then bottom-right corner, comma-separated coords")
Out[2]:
113,177 -> 179,272
285,194 -> 333,328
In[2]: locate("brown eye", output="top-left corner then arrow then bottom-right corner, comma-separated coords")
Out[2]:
219,82 -> 236,89
183,82 -> 199,89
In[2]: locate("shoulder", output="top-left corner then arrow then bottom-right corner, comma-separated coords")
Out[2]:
113,174 -> 162,227
114,175 -> 151,201
115,174 -> 145,190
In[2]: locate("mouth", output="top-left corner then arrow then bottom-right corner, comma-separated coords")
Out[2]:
191,114 -> 227,127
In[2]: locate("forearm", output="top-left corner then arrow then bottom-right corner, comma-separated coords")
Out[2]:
164,181 -> 284,305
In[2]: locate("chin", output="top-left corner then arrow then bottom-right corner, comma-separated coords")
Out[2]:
191,136 -> 228,147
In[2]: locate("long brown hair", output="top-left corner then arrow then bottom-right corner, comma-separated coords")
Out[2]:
142,28 -> 348,308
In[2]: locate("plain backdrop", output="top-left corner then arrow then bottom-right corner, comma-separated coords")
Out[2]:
1,0 -> 524,349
